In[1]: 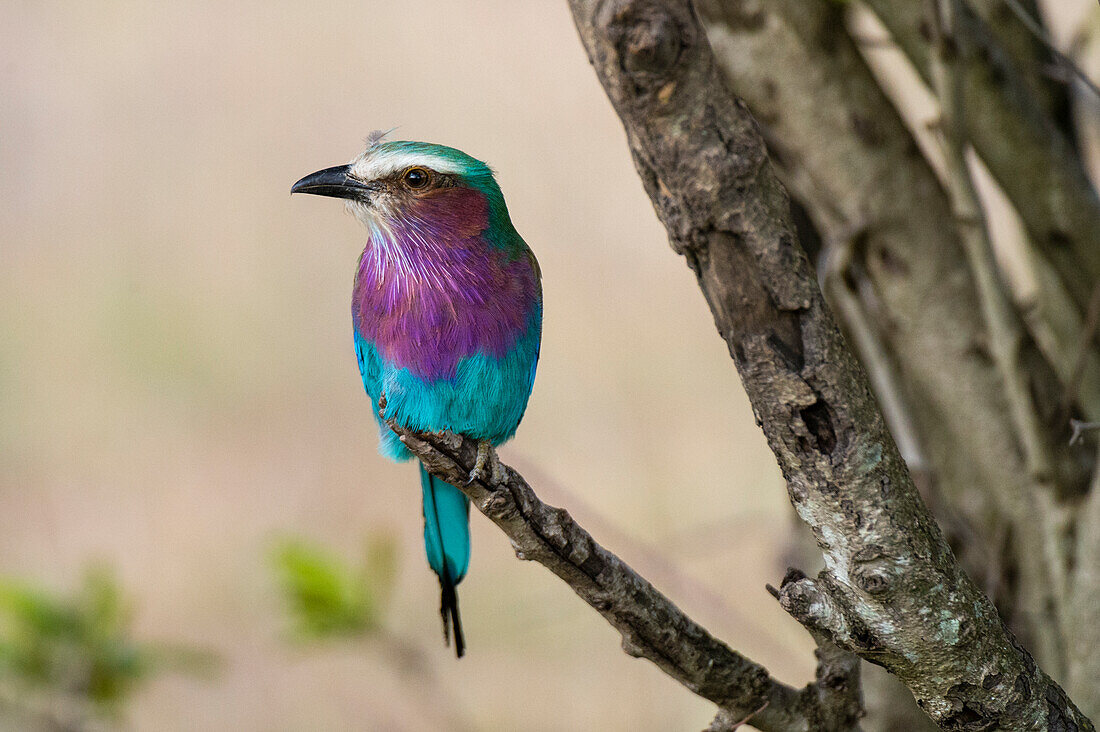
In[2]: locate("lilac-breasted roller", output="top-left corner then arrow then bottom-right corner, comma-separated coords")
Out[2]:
292,135 -> 542,656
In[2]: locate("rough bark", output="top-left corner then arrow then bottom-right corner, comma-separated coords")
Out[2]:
387,421 -> 859,732
698,0 -> 1100,719
565,0 -> 1093,728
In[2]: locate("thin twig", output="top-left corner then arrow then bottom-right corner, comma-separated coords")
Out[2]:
1070,419 -> 1100,446
386,413 -> 834,731
999,0 -> 1100,99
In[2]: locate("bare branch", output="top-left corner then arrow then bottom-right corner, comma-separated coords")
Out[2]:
1070,419 -> 1100,446
565,0 -> 1093,728
697,0 -> 1072,674
859,0 -> 1100,312
385,417 -> 849,731
996,0 -> 1100,99
929,0 -> 1053,482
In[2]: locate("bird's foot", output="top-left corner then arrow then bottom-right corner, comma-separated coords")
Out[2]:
467,440 -> 504,485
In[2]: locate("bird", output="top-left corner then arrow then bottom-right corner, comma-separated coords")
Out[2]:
291,133 -> 542,657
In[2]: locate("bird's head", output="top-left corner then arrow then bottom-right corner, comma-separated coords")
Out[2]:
292,135 -> 510,236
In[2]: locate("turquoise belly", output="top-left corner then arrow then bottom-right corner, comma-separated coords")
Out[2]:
354,323 -> 540,461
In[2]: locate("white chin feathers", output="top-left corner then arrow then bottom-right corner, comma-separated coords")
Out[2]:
345,198 -> 397,228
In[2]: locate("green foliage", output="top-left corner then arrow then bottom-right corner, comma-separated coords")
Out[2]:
0,566 -> 217,725
272,534 -> 398,641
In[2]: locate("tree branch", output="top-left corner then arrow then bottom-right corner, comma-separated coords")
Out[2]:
930,0 -> 1074,675
969,0 -> 1075,120
931,0 -> 1053,484
859,0 -> 1100,313
565,0 -> 1093,728
695,0 -> 1050,634
695,0 -> 1096,679
386,418 -> 852,731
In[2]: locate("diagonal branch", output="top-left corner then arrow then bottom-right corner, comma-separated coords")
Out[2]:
566,0 -> 1093,728
695,0 -> 1097,679
930,0 -> 1074,677
859,0 -> 1100,312
384,417 -> 859,731
930,0 -> 1054,487
696,0 -> 1039,610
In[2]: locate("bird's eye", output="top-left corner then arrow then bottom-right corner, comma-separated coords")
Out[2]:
403,167 -> 430,189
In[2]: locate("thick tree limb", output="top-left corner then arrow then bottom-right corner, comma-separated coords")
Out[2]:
694,0 -> 1073,670
566,0 -> 1093,728
384,420 -> 856,731
697,0 -> 1100,694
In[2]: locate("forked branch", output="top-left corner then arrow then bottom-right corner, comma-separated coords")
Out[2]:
565,0 -> 1092,728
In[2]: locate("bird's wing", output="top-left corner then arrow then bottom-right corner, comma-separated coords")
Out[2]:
526,247 -> 542,282
353,331 -> 384,406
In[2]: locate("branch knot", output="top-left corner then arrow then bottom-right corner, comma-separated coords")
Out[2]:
597,0 -> 688,82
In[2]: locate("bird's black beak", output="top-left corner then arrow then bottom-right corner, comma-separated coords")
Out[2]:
291,165 -> 373,201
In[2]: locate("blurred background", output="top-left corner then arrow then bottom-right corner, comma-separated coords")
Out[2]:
0,2 -> 811,729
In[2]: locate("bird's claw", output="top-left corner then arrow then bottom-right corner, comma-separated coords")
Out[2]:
467,441 -> 503,485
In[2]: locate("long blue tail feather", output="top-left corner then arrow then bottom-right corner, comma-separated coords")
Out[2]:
420,465 -> 470,657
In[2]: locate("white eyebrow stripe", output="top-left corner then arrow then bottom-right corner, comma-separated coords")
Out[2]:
349,150 -> 465,180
